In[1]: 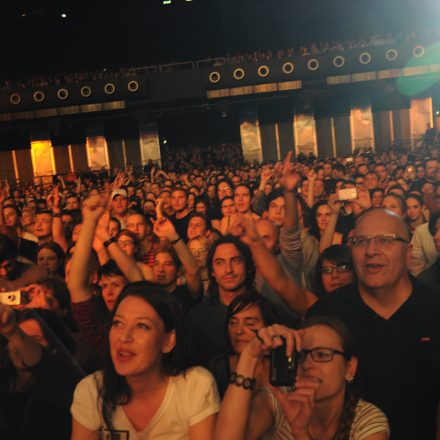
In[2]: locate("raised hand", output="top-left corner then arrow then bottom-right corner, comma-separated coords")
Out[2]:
82,194 -> 108,222
327,193 -> 343,215
153,217 -> 178,241
352,186 -> 372,210
52,185 -> 61,211
242,324 -> 302,361
21,284 -> 53,310
280,151 -> 301,191
112,172 -> 129,191
95,210 -> 111,243
230,214 -> 260,247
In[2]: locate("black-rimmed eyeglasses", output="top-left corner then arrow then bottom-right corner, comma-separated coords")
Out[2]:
297,347 -> 349,363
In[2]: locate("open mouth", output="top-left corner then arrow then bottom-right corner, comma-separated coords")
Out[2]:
116,350 -> 135,362
365,263 -> 384,273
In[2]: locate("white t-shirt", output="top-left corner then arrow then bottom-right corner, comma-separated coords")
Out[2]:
71,366 -> 220,440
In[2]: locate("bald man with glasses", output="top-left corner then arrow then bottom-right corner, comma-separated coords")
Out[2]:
307,208 -> 440,439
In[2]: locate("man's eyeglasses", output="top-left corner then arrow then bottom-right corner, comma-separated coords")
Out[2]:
191,248 -> 208,256
347,234 -> 409,248
297,347 -> 349,363
321,264 -> 352,275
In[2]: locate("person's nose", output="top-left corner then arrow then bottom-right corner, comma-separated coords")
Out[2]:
225,260 -> 233,274
120,325 -> 134,342
365,238 -> 380,256
331,269 -> 339,279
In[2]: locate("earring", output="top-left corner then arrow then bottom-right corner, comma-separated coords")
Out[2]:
162,349 -> 168,354
347,377 -> 354,383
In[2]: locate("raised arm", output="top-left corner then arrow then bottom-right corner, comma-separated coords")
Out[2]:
215,324 -> 300,440
67,195 -> 107,303
95,210 -> 144,283
50,185 -> 69,252
232,215 -> 316,315
279,151 -> 300,232
154,217 -> 202,298
306,170 -> 316,209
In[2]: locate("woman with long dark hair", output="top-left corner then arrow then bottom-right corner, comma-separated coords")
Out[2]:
71,281 -> 219,439
215,317 -> 389,439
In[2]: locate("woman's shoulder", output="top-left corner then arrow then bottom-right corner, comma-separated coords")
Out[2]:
350,398 -> 389,438
174,366 -> 216,385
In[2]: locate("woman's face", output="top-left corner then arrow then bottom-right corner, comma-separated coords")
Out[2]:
221,199 -> 236,217
381,195 -> 403,217
316,204 -> 331,232
320,259 -> 354,293
228,305 -> 265,355
9,319 -> 49,369
371,191 -> 383,208
37,248 -> 60,274
110,296 -> 175,378
117,234 -> 137,258
298,325 -> 357,402
406,198 -> 422,221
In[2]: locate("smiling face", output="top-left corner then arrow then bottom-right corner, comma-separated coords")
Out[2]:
228,305 -> 265,354
298,325 -> 357,402
351,210 -> 411,291
110,296 -> 176,378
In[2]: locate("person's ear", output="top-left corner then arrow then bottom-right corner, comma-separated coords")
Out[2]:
162,330 -> 176,354
345,355 -> 358,382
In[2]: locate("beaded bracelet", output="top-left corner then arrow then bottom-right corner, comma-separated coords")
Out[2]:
229,372 -> 256,391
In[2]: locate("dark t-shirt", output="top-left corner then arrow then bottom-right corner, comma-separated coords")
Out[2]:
171,283 -> 200,314
169,212 -> 190,242
306,279 -> 440,440
189,295 -> 228,363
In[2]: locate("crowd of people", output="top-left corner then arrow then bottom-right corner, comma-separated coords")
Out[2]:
1,27 -> 438,91
1,132 -> 440,439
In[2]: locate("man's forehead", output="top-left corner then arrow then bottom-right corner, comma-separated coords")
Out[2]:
355,209 -> 407,237
213,243 -> 242,258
